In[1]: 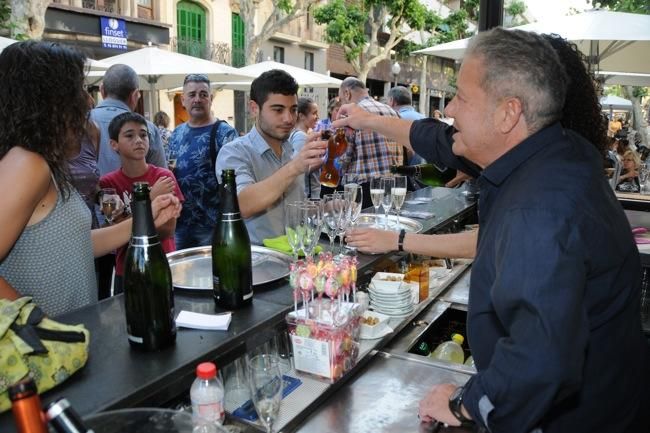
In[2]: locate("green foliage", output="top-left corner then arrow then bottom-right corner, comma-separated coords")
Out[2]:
313,0 -> 367,61
463,0 -> 480,21
505,0 -> 527,18
276,0 -> 294,13
431,9 -> 471,44
314,0 -> 432,64
596,0 -> 650,13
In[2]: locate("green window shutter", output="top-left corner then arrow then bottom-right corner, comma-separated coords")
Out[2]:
231,13 -> 245,67
177,1 -> 207,58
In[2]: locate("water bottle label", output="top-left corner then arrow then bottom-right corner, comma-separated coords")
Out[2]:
193,402 -> 224,424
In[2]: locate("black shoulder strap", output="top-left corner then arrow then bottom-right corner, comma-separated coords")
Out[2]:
209,119 -> 226,173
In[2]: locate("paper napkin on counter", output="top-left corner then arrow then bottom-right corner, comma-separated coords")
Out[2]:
405,197 -> 434,205
176,310 -> 232,331
400,210 -> 435,219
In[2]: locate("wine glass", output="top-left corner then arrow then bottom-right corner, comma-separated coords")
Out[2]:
334,191 -> 352,254
99,188 -> 118,225
343,183 -> 362,250
248,354 -> 283,433
639,166 -> 649,195
380,177 -> 395,230
392,175 -> 407,229
369,177 -> 383,227
284,202 -> 302,260
300,201 -> 322,260
322,194 -> 340,252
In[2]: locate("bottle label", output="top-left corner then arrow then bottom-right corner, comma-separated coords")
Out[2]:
130,235 -> 161,247
192,402 -> 224,424
220,212 -> 242,222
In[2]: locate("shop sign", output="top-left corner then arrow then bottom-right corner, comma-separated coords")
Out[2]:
100,17 -> 127,50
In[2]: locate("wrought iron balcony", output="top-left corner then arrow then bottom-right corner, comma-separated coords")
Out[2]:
81,0 -> 119,14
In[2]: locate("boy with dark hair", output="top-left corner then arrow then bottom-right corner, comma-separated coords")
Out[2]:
100,112 -> 184,293
215,69 -> 326,244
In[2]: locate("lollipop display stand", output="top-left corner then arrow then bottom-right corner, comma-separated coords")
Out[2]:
286,253 -> 361,382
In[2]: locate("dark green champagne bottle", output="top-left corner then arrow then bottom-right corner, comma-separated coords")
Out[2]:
391,163 -> 456,187
123,182 -> 176,351
212,169 -> 253,309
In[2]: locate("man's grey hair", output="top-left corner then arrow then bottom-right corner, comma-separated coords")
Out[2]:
465,27 -> 568,134
387,86 -> 412,106
340,76 -> 367,92
102,64 -> 139,102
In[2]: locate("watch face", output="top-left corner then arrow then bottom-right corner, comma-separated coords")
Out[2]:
450,385 -> 463,402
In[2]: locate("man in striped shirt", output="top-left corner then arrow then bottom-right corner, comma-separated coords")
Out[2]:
338,77 -> 402,208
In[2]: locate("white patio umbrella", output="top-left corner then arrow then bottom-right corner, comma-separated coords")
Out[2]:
414,10 -> 650,74
86,45 -> 255,114
599,94 -> 633,111
597,71 -> 650,87
238,61 -> 343,88
0,35 -> 16,53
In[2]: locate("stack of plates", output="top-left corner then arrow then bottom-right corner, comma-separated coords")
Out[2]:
368,282 -> 414,317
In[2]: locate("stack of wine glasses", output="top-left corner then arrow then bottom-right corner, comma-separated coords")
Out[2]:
284,200 -> 323,260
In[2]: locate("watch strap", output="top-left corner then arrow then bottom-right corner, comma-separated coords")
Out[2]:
398,229 -> 406,252
449,386 -> 474,427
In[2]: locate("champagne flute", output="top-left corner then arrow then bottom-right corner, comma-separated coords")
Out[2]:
300,201 -> 322,260
284,202 -> 302,260
322,194 -> 339,252
380,177 -> 395,230
369,177 -> 383,227
248,354 -> 283,433
392,175 -> 407,229
334,191 -> 352,254
99,188 -> 118,225
639,166 -> 649,195
344,183 -> 362,250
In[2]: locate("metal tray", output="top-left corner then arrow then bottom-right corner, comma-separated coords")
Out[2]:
166,245 -> 292,290
355,213 -> 423,233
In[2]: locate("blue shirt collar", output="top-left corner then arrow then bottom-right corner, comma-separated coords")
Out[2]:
95,98 -> 131,112
481,122 -> 565,187
248,126 -> 292,157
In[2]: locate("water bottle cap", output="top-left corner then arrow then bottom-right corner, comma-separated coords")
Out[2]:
451,333 -> 464,345
196,362 -> 217,379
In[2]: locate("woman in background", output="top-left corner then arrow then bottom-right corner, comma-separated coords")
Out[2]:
0,41 -> 180,317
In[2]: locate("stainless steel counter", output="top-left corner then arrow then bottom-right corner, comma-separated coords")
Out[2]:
295,352 -> 473,433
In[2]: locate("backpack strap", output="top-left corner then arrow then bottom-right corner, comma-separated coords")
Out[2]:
209,119 -> 227,174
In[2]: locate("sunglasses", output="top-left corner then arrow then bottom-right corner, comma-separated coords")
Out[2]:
183,73 -> 210,85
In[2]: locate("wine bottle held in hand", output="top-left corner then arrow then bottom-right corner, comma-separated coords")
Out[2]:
212,169 -> 253,310
123,181 -> 176,351
391,163 -> 455,187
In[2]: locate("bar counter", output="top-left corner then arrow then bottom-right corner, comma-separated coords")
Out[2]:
0,186 -> 477,432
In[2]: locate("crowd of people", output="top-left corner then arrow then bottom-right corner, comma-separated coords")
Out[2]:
0,26 -> 649,433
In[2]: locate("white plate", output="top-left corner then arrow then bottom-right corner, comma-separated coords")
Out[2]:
360,324 -> 393,340
370,304 -> 414,315
369,299 -> 412,310
368,283 -> 411,296
368,290 -> 412,302
369,307 -> 413,318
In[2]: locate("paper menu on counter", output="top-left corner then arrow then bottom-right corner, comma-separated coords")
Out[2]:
175,310 -> 232,330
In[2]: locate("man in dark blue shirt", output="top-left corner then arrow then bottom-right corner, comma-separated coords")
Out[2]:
340,28 -> 649,433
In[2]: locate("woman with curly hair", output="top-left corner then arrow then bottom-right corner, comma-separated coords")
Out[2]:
0,41 -> 181,316
340,32 -> 611,257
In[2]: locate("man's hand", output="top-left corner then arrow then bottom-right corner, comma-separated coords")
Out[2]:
151,193 -> 181,230
291,137 -> 326,174
150,176 -> 176,199
445,170 -> 472,188
332,103 -> 375,130
345,227 -> 398,254
418,383 -> 462,426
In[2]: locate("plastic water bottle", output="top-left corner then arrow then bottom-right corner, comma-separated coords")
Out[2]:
464,355 -> 476,371
191,362 -> 225,427
429,333 -> 465,364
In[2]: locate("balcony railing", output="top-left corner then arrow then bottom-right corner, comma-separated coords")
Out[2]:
170,37 -> 233,66
81,0 -> 119,14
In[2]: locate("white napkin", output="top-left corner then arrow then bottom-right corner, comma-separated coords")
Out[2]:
176,310 -> 232,331
405,197 -> 434,205
400,210 -> 435,219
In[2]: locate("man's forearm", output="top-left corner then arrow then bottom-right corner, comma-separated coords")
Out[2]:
359,116 -> 414,151
238,162 -> 301,218
0,276 -> 20,301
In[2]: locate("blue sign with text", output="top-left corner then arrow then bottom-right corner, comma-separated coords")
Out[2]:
100,17 -> 127,50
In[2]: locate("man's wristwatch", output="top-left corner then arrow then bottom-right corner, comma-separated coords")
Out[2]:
397,229 -> 406,252
449,385 -> 475,427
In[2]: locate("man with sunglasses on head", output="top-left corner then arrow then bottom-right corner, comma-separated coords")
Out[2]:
168,74 -> 238,249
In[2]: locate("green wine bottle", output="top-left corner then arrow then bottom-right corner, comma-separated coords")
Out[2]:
212,169 -> 253,310
123,182 -> 176,351
391,163 -> 456,187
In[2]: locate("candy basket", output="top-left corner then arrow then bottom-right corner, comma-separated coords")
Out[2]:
286,298 -> 361,383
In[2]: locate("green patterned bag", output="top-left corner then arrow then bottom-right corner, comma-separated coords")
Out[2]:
0,297 -> 90,412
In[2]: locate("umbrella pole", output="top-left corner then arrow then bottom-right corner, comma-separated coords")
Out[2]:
147,76 -> 159,120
